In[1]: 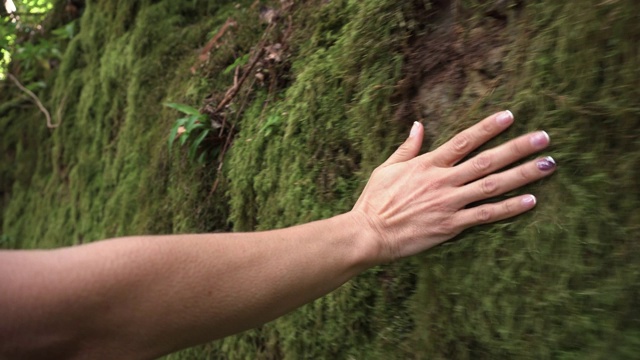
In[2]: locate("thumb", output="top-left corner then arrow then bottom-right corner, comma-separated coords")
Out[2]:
383,121 -> 423,166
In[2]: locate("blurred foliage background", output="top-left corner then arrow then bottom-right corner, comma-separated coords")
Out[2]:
1,0 -> 58,80
1,0 -> 639,358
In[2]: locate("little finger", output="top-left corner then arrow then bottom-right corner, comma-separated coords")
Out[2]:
453,194 -> 538,228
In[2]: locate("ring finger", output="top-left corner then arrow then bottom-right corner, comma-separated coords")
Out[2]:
452,156 -> 557,207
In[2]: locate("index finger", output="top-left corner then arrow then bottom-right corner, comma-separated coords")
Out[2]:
429,110 -> 514,167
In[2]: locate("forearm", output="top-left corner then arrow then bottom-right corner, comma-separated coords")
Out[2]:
0,212 -> 379,359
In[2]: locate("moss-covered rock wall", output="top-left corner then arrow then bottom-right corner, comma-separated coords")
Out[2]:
1,0 -> 638,358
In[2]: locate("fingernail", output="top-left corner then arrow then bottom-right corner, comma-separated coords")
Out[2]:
410,121 -> 421,138
496,110 -> 514,126
536,156 -> 556,171
530,131 -> 550,149
522,194 -> 537,207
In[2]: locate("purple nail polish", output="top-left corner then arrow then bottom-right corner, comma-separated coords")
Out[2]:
536,156 -> 556,171
530,131 -> 550,149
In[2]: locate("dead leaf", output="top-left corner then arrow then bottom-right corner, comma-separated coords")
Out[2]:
260,6 -> 278,24
265,43 -> 283,62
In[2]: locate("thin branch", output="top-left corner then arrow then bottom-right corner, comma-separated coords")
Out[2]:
2,12 -> 48,17
190,18 -> 237,74
7,73 -> 59,128
214,46 -> 266,113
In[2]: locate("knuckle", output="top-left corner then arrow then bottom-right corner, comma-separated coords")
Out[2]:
426,177 -> 446,190
512,138 -> 527,155
417,157 -> 433,171
472,154 -> 492,173
503,199 -> 515,214
481,120 -> 494,134
518,165 -> 530,181
393,146 -> 409,158
476,207 -> 492,222
451,133 -> 471,153
398,140 -> 412,152
480,176 -> 499,195
437,217 -> 458,237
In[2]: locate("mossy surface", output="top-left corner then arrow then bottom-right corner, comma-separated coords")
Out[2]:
410,1 -> 640,358
1,0 -> 639,358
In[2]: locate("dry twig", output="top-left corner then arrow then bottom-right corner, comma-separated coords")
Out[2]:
191,18 -> 237,74
7,73 -> 60,128
215,47 -> 266,114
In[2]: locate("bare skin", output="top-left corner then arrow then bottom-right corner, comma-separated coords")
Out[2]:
0,111 -> 556,359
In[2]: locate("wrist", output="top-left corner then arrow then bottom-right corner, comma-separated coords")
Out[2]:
343,210 -> 389,267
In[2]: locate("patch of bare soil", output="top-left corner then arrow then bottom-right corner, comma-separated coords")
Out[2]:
393,1 -> 517,144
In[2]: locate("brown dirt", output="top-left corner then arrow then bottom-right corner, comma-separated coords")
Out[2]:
392,0 -> 515,147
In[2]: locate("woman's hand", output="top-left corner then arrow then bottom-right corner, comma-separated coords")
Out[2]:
352,111 -> 556,262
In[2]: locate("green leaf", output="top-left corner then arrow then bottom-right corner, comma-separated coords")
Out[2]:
197,152 -> 206,164
51,21 -> 75,40
193,129 -> 209,147
184,115 -> 202,132
176,117 -> 190,126
164,102 -> 201,116
168,121 -> 183,150
261,114 -> 282,137
223,53 -> 250,75
188,129 -> 206,159
179,132 -> 189,146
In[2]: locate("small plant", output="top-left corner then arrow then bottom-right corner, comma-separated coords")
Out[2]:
51,21 -> 77,41
261,113 -> 282,137
165,102 -> 210,163
223,53 -> 250,75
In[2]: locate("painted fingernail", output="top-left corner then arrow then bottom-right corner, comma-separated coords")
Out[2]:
522,195 -> 537,207
409,121 -> 421,138
496,110 -> 514,126
536,156 -> 556,171
530,131 -> 550,149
